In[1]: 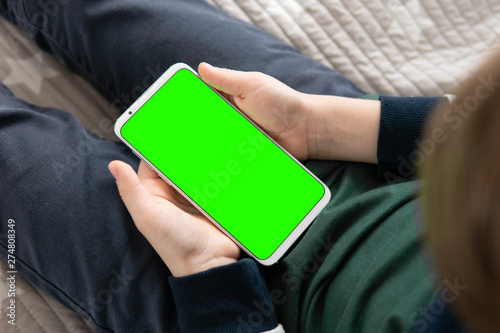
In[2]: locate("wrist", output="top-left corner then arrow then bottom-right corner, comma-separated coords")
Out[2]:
304,94 -> 380,163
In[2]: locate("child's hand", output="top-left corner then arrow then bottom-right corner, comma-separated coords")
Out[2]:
109,160 -> 240,277
199,62 -> 311,160
199,63 -> 380,164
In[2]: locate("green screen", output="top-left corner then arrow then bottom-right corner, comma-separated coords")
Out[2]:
121,69 -> 325,260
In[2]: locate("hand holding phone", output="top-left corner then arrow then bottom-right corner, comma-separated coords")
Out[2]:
198,63 -> 310,161
113,63 -> 331,266
109,159 -> 240,277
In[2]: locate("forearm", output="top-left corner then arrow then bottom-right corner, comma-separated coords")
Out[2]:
303,94 -> 381,164
302,93 -> 448,180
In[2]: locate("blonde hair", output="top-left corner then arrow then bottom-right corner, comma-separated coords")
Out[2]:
422,48 -> 500,332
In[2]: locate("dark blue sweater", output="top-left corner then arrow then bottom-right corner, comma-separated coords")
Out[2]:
168,95 -> 469,333
377,95 -> 447,180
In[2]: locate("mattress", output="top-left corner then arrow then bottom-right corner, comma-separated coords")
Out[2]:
1,0 -> 499,331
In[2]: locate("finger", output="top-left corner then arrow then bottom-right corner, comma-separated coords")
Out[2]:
135,160 -> 173,197
198,62 -> 251,98
108,160 -> 155,225
134,161 -> 195,212
137,160 -> 160,180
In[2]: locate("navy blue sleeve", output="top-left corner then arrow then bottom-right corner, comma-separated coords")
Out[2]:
377,95 -> 448,181
168,259 -> 279,333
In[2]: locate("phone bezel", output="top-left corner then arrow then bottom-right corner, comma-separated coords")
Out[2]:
114,63 -> 331,265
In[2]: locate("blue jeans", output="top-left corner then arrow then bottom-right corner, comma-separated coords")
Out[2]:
0,1 -> 364,332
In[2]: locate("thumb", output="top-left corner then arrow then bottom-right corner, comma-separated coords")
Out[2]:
198,62 -> 253,98
108,160 -> 153,227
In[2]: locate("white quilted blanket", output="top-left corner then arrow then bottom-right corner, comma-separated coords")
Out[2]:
208,0 -> 500,96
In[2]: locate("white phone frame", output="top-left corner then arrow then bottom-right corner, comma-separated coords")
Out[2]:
114,63 -> 331,265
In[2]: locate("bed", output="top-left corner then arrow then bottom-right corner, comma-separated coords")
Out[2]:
0,0 -> 499,331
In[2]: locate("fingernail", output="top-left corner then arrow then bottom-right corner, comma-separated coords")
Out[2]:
108,163 -> 120,179
202,62 -> 214,68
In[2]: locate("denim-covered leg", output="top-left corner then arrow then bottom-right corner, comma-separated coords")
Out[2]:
0,82 -> 180,332
1,0 -> 363,114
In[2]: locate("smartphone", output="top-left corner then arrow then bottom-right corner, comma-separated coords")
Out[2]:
114,63 -> 331,265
